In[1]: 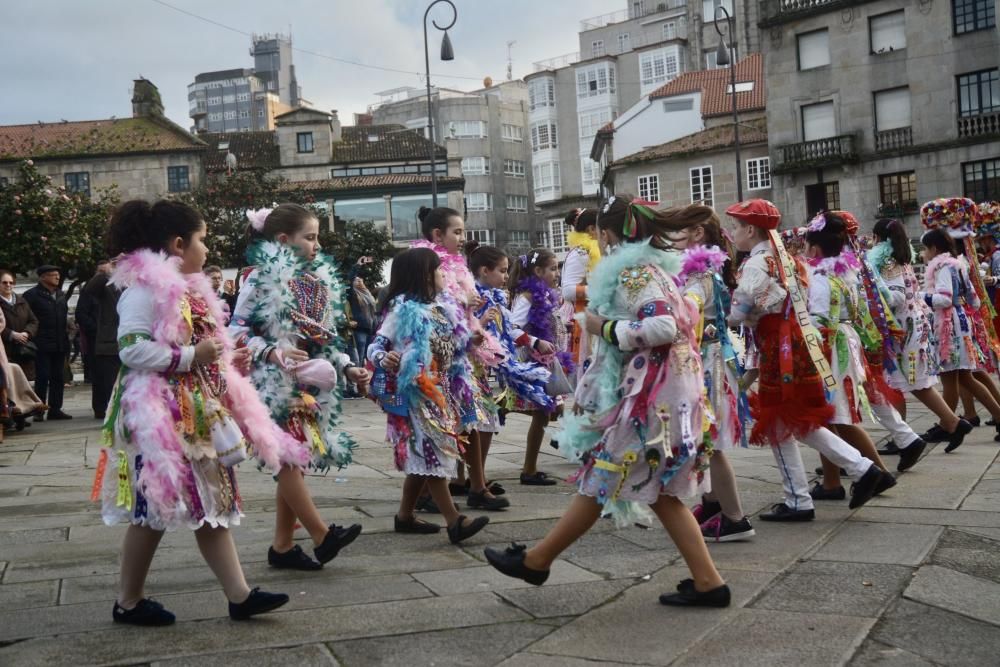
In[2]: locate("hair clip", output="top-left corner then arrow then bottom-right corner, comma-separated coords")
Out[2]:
807,212 -> 827,233
623,201 -> 655,239
572,208 -> 585,225
519,254 -> 528,267
530,251 -> 539,266
602,196 -> 616,214
246,207 -> 272,232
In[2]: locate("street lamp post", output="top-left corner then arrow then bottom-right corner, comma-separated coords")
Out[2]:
714,5 -> 743,203
424,0 -> 456,207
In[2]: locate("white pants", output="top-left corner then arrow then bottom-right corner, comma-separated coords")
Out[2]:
770,425 -> 875,509
871,403 -> 918,448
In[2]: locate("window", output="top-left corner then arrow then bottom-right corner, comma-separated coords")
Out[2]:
223,110 -> 237,120
633,1 -> 646,16
582,158 -> 602,190
805,182 -> 841,215
208,112 -> 222,121
506,195 -> 528,212
576,63 -> 616,99
502,124 -> 523,142
533,162 -> 561,199
963,158 -> 1000,201
268,81 -> 277,90
258,109 -> 265,117
592,40 -> 605,57
797,29 -> 830,70
870,11 -> 906,53
466,193 -> 493,212
451,120 -> 488,138
528,78 -> 555,111
530,121 -> 558,151
640,47 -> 680,94
508,230 -> 530,249
238,110 -> 249,119
504,159 -> 526,177
461,157 -> 490,175
547,219 -> 568,253
360,166 -> 392,176
618,33 -> 630,53
64,172 -> 90,197
874,87 -> 911,131
663,99 -> 695,112
167,166 -> 190,193
690,166 -> 713,206
207,96 -> 222,106
0,176 -> 8,187
579,110 -> 612,139
663,21 -> 677,40
802,101 -> 836,141
297,132 -> 314,153
703,0 -> 733,21
465,229 -> 495,244
223,94 -> 235,104
747,157 -> 771,190
237,93 -> 250,102
638,174 -> 660,202
954,0 -> 996,34
332,167 -> 363,177
958,69 -> 1000,117
879,172 -> 918,212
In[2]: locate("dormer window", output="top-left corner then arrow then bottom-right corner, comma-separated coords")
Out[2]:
367,134 -> 379,142
297,132 -> 314,153
218,141 -> 230,150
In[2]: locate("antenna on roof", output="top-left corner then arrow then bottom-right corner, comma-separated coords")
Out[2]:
506,41 -> 516,81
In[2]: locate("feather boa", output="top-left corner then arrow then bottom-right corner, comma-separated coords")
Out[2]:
568,230 -> 601,272
515,275 -> 574,374
240,239 -> 355,471
925,253 -> 962,362
109,251 -> 307,516
807,253 -> 861,277
679,245 -> 728,282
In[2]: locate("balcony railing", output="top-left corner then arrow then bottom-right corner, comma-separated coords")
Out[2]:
774,134 -> 858,172
580,1 -> 687,32
958,111 -> 1000,139
533,52 -> 579,72
875,126 -> 912,152
759,0 -> 865,26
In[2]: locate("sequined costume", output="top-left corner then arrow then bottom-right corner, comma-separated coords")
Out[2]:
921,253 -> 982,372
509,276 -> 572,413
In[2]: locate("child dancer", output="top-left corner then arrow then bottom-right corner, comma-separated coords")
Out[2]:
726,200 -> 889,521
667,204 -> 754,542
868,218 -> 973,455
561,208 -> 600,372
508,248 -> 571,486
486,195 -> 730,607
368,248 -> 491,543
97,200 -> 298,625
229,204 -> 367,571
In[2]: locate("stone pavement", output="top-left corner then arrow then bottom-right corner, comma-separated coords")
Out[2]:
1,387 -> 999,666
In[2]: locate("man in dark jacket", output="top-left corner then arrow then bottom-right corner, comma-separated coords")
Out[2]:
78,263 -> 119,418
23,265 -> 72,420
75,260 -> 112,385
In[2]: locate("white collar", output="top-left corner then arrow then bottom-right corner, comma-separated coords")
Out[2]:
750,241 -> 770,256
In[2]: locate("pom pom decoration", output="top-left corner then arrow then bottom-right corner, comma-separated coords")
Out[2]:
920,198 -> 978,238
246,207 -> 273,232
978,201 -> 1000,228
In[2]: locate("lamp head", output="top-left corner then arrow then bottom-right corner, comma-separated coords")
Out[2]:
715,40 -> 730,66
440,31 -> 455,61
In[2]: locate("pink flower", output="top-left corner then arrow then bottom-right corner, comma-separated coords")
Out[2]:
40,236 -> 48,241
42,206 -> 49,213
14,209 -> 21,215
26,159 -> 33,166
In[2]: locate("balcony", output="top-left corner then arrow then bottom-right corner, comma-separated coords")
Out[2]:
875,127 -> 912,152
773,134 -> 859,173
958,111 -> 1000,139
580,1 -> 687,31
533,52 -> 579,72
759,0 -> 867,27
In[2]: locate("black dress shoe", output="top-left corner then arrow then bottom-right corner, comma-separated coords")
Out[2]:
394,514 -> 441,534
921,424 -> 947,443
964,415 -> 981,427
877,441 -> 901,456
900,437 -> 929,470
943,420 -> 972,454
487,481 -> 506,496
873,471 -> 897,496
813,466 -> 848,476
809,483 -> 846,501
987,418 -> 997,427
520,471 -> 557,486
113,598 -> 176,626
33,413 -> 45,423
484,543 -> 550,586
466,490 -> 510,510
759,503 -> 815,522
659,582 -> 731,608
268,544 -> 322,571
314,523 -> 362,563
447,515 -> 489,544
849,466 -> 885,509
48,411 -> 73,420
994,424 -> 1000,443
228,587 -> 289,620
416,495 -> 446,513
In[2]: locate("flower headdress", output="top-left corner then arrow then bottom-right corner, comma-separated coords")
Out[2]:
246,206 -> 275,232
920,197 -> 978,238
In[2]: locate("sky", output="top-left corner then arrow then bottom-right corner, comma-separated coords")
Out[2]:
1,0 -> 615,130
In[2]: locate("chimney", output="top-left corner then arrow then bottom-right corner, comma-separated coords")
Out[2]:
131,79 -> 164,118
330,109 -> 343,144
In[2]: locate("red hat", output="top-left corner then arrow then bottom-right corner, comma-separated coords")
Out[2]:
725,199 -> 781,230
829,210 -> 860,236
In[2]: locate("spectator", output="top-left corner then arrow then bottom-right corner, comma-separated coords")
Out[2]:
75,260 -> 112,384
349,276 -> 377,367
80,262 -> 120,419
22,265 -> 72,420
205,265 -> 236,316
0,269 -> 40,380
0,306 -> 46,432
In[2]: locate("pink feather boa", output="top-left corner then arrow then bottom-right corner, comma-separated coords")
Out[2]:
678,245 -> 728,282
111,251 -> 308,513
807,252 -> 861,277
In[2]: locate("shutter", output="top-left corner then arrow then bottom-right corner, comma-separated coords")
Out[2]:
875,88 -> 911,131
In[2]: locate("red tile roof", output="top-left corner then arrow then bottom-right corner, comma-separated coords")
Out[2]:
0,116 -> 205,161
332,125 -> 446,164
649,54 -> 765,118
202,131 -> 279,172
286,174 -> 465,193
610,117 -> 767,167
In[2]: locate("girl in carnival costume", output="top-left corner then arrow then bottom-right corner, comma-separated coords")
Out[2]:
560,208 -> 600,374
726,200 -> 889,521
229,204 -> 367,571
411,207 -> 506,508
868,218 -> 973,454
96,200 -> 300,626
508,248 -> 572,486
667,204 -> 755,543
485,195 -> 731,608
368,248 -> 491,543
801,213 -> 897,501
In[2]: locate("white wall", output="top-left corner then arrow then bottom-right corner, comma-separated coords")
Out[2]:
613,92 -> 703,160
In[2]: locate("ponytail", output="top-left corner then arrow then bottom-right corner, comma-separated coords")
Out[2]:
872,218 -> 914,265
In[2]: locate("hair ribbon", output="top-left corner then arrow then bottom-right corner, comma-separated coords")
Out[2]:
246,207 -> 273,231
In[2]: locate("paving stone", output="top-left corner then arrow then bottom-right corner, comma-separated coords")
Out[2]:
153,644 -> 339,666
498,654 -> 636,666
0,579 -> 59,610
752,560 -> 913,617
871,598 -> 1000,666
498,579 -> 632,618
904,564 -> 1000,626
329,620 -> 551,667
930,528 -> 1000,584
411,560 -> 600,596
675,608 -> 874,666
851,505 -> 1000,528
0,526 -> 67,546
864,443 -> 998,510
849,639 -> 936,667
564,548 -> 679,579
813,522 -> 942,565
704,513 -> 848,573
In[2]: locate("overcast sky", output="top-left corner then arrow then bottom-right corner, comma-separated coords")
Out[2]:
2,0 -> 615,129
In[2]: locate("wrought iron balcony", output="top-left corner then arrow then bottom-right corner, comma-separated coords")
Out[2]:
958,111 -> 1000,139
875,127 -> 913,152
773,134 -> 859,173
759,0 -> 867,26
